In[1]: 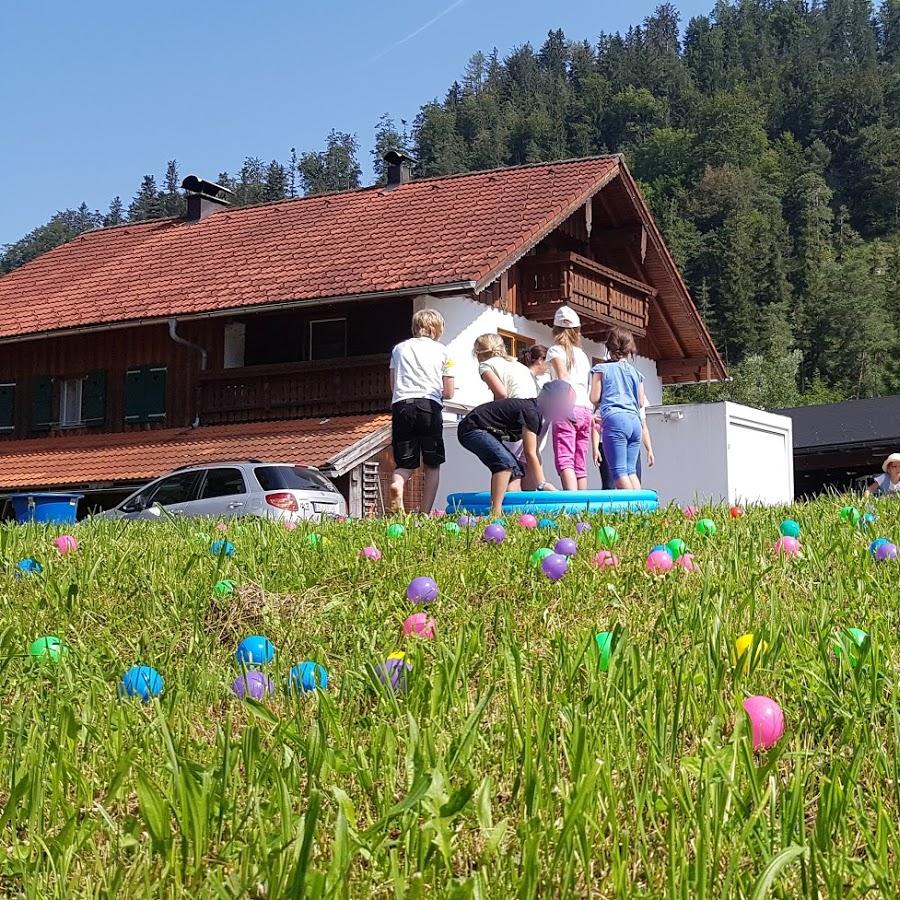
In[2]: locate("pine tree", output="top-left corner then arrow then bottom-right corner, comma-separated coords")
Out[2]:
297,131 -> 362,195
372,114 -> 411,184
104,196 -> 125,227
288,147 -> 298,198
162,160 -> 182,216
263,161 -> 288,202
128,175 -> 164,221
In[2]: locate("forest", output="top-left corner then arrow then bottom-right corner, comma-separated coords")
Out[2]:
2,0 -> 899,408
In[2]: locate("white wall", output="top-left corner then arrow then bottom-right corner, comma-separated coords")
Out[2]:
415,293 -> 663,500
641,402 -> 793,507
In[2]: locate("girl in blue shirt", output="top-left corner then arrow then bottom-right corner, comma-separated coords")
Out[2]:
589,328 -> 649,489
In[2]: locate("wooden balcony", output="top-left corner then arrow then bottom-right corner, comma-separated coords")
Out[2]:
199,354 -> 391,425
520,251 -> 655,336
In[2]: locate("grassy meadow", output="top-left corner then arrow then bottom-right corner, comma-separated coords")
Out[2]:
0,498 -> 899,898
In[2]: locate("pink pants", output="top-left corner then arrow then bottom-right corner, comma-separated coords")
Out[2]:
552,406 -> 592,480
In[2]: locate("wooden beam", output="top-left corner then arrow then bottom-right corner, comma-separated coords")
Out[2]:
656,356 -> 710,378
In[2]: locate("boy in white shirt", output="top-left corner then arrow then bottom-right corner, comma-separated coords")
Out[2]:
389,309 -> 455,513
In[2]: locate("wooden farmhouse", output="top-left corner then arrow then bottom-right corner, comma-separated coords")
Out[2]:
0,155 -> 725,514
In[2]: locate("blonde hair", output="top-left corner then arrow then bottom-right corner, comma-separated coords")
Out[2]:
473,333 -> 513,362
411,308 -> 445,339
552,326 -> 582,370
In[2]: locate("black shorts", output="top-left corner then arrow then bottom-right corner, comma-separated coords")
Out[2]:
391,399 -> 445,470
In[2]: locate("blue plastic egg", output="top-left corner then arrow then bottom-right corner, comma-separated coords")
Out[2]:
121,665 -> 164,702
236,635 -> 275,665
287,661 -> 329,694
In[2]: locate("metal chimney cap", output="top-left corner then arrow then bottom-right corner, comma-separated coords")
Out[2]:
181,175 -> 234,198
383,150 -> 416,166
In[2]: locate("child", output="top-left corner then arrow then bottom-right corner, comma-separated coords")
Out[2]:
589,327 -> 648,490
546,307 -> 592,490
867,453 -> 900,496
457,381 -> 573,518
473,334 -> 538,400
389,309 -> 455,513
519,344 -> 549,390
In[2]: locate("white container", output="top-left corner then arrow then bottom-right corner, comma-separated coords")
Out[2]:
642,401 -> 794,507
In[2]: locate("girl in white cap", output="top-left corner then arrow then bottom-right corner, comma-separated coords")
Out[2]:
546,305 -> 592,490
867,453 -> 900,496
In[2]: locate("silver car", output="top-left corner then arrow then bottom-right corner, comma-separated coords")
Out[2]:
101,461 -> 347,522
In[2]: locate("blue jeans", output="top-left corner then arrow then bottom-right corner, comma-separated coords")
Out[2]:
458,429 -> 524,478
601,412 -> 642,479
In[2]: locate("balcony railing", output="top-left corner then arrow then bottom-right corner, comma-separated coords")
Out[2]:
520,251 -> 655,335
199,354 -> 391,425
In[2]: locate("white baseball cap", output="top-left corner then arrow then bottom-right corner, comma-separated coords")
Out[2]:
553,305 -> 581,329
883,453 -> 900,472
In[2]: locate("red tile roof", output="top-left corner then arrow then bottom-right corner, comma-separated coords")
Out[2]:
0,415 -> 390,490
0,157 -> 619,341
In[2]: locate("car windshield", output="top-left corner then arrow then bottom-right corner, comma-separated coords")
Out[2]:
254,465 -> 337,493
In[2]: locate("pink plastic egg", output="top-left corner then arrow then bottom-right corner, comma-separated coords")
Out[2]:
282,520 -> 298,531
54,535 -> 79,556
743,695 -> 785,750
359,545 -> 382,561
518,514 -> 538,529
593,550 -> 620,568
646,549 -> 674,573
683,505 -> 700,519
403,612 -> 436,639
773,536 -> 801,558
676,553 -> 699,572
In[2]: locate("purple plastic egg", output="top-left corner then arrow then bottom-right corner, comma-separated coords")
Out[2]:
457,515 -> 473,527
646,549 -> 674,573
231,671 -> 275,701
875,542 -> 898,562
575,521 -> 591,535
377,653 -> 411,692
541,552 -> 569,581
482,524 -> 507,545
554,537 -> 578,557
406,576 -> 438,604
743,695 -> 785,750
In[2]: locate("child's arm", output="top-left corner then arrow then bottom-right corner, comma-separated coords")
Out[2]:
481,370 -> 507,400
866,480 -> 879,495
442,375 -> 455,400
591,418 -> 602,466
522,429 -> 554,490
638,384 -> 653,467
589,371 -> 603,407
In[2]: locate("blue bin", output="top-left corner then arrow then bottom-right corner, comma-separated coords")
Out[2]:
9,492 -> 83,525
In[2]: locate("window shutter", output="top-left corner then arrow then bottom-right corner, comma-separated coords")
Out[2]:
31,376 -> 54,431
125,367 -> 167,423
146,368 -> 167,420
0,383 -> 15,432
81,370 -> 107,425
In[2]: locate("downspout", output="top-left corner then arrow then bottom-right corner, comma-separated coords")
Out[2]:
168,318 -> 208,427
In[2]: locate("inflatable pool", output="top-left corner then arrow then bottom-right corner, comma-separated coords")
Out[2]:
446,490 -> 658,516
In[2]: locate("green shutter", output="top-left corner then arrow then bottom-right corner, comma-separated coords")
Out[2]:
81,370 -> 107,426
31,376 -> 54,431
0,383 -> 15,432
146,368 -> 167,420
126,367 -> 167,423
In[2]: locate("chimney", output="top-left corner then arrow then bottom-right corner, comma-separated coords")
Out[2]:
181,175 -> 234,221
383,150 -> 415,188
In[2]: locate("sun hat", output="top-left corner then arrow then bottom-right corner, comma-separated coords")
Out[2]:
883,453 -> 900,472
553,305 -> 581,329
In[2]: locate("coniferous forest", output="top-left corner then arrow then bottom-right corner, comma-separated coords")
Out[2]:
3,1 -> 899,408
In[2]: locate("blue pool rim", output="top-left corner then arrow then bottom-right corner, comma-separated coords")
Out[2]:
446,489 -> 658,516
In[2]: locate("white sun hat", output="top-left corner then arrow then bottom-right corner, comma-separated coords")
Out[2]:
883,453 -> 900,472
553,305 -> 581,329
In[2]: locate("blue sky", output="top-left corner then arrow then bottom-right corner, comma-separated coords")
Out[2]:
1,0 -> 709,246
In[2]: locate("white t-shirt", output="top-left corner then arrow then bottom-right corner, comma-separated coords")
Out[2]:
478,357 -> 538,400
546,344 -> 592,408
875,474 -> 900,495
390,337 -> 453,404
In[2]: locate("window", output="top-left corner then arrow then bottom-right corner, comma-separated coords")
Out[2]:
498,330 -> 535,360
0,383 -> 14,433
255,465 -> 338,493
125,367 -> 167,423
149,472 -> 201,507
199,468 -> 247,499
59,379 -> 83,428
309,318 -> 347,361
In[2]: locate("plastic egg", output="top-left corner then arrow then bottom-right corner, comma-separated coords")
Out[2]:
403,612 -> 436,639
482,524 -> 507,545
121,666 -> 164,702
773,536 -> 801,558
406,576 -> 438,604
288,661 -> 329,693
743,696 -> 784,751
597,525 -> 620,548
593,550 -> 620,568
236,635 -> 275,665
779,519 -> 800,538
646,549 -> 674,573
232,671 -> 275,701
541,552 -> 569,581
54,535 -> 79,555
359,545 -> 382,561
518,514 -> 537,529
554,537 -> 578,557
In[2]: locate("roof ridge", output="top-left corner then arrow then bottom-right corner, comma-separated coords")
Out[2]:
84,155 -> 624,226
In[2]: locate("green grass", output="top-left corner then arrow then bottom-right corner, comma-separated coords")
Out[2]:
0,498 -> 898,898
